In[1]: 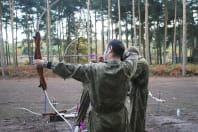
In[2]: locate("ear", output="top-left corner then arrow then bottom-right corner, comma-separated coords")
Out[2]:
108,46 -> 113,53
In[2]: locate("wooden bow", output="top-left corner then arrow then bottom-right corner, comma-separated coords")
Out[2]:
34,32 -> 47,90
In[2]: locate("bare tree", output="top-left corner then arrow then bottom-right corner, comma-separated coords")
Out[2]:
0,7 -> 5,78
182,0 -> 187,76
15,8 -> 18,66
87,0 -> 91,62
145,0 -> 150,64
101,0 -> 105,52
9,0 -> 16,73
163,0 -> 168,64
173,0 -> 177,64
46,0 -> 51,61
94,10 -> 97,60
132,0 -> 137,46
138,0 -> 142,55
107,0 -> 111,41
5,18 -> 10,65
118,0 -> 121,40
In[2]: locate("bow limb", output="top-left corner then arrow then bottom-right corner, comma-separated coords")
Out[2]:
34,32 -> 47,90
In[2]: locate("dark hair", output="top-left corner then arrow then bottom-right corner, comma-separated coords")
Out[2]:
107,39 -> 125,58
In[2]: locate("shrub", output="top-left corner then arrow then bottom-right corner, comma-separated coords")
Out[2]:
150,64 -> 197,77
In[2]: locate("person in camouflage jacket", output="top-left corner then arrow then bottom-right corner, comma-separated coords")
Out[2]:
35,40 -> 138,132
126,47 -> 149,132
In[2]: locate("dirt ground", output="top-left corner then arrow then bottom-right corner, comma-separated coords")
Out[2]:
0,77 -> 198,132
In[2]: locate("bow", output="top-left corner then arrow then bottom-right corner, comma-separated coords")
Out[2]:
34,32 -> 47,90
33,32 -> 73,130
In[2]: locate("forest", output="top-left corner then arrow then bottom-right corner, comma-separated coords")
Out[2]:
0,0 -> 198,77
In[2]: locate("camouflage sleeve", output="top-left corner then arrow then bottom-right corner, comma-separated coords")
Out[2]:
51,62 -> 90,82
132,61 -> 143,79
132,58 -> 149,80
122,52 -> 138,79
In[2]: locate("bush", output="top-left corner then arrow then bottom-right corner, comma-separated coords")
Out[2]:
150,64 -> 198,77
0,65 -> 57,79
0,64 -> 197,78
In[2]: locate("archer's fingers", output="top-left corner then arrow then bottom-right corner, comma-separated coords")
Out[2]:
33,59 -> 44,65
33,60 -> 45,69
33,59 -> 39,64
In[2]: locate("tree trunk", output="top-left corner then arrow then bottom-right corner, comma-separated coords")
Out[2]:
131,10 -> 133,46
60,17 -> 63,61
10,0 -> 16,73
111,16 -> 114,39
125,15 -> 129,48
0,8 -> 5,78
159,40 -> 162,64
153,28 -> 157,64
179,26 -> 182,63
87,0 -> 91,62
173,0 -> 177,64
156,21 -> 162,64
145,0 -> 150,64
149,38 -> 152,65
118,0 -> 121,40
101,0 -> 105,53
25,14 -> 31,65
58,11 -> 62,62
163,0 -> 168,64
107,0 -> 111,41
155,24 -> 159,64
94,10 -> 98,60
132,0 -> 137,46
15,9 -> 18,66
157,20 -> 162,64
77,38 -> 80,63
5,20 -> 10,65
138,0 -> 142,55
124,0 -> 129,47
182,0 -> 187,76
46,0 -> 51,61
66,17 -> 71,62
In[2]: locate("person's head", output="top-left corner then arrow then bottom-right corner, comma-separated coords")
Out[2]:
122,46 -> 139,60
103,39 -> 125,60
127,46 -> 139,55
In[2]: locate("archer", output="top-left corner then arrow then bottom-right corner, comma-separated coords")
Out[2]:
34,39 -> 138,132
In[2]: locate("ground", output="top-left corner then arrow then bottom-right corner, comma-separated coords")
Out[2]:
0,77 -> 198,132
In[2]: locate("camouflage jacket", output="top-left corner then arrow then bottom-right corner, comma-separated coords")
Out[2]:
51,53 -> 138,132
129,57 -> 149,132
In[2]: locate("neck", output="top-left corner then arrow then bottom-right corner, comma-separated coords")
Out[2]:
108,53 -> 121,61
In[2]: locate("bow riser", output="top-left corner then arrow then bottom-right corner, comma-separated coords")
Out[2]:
34,32 -> 47,90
